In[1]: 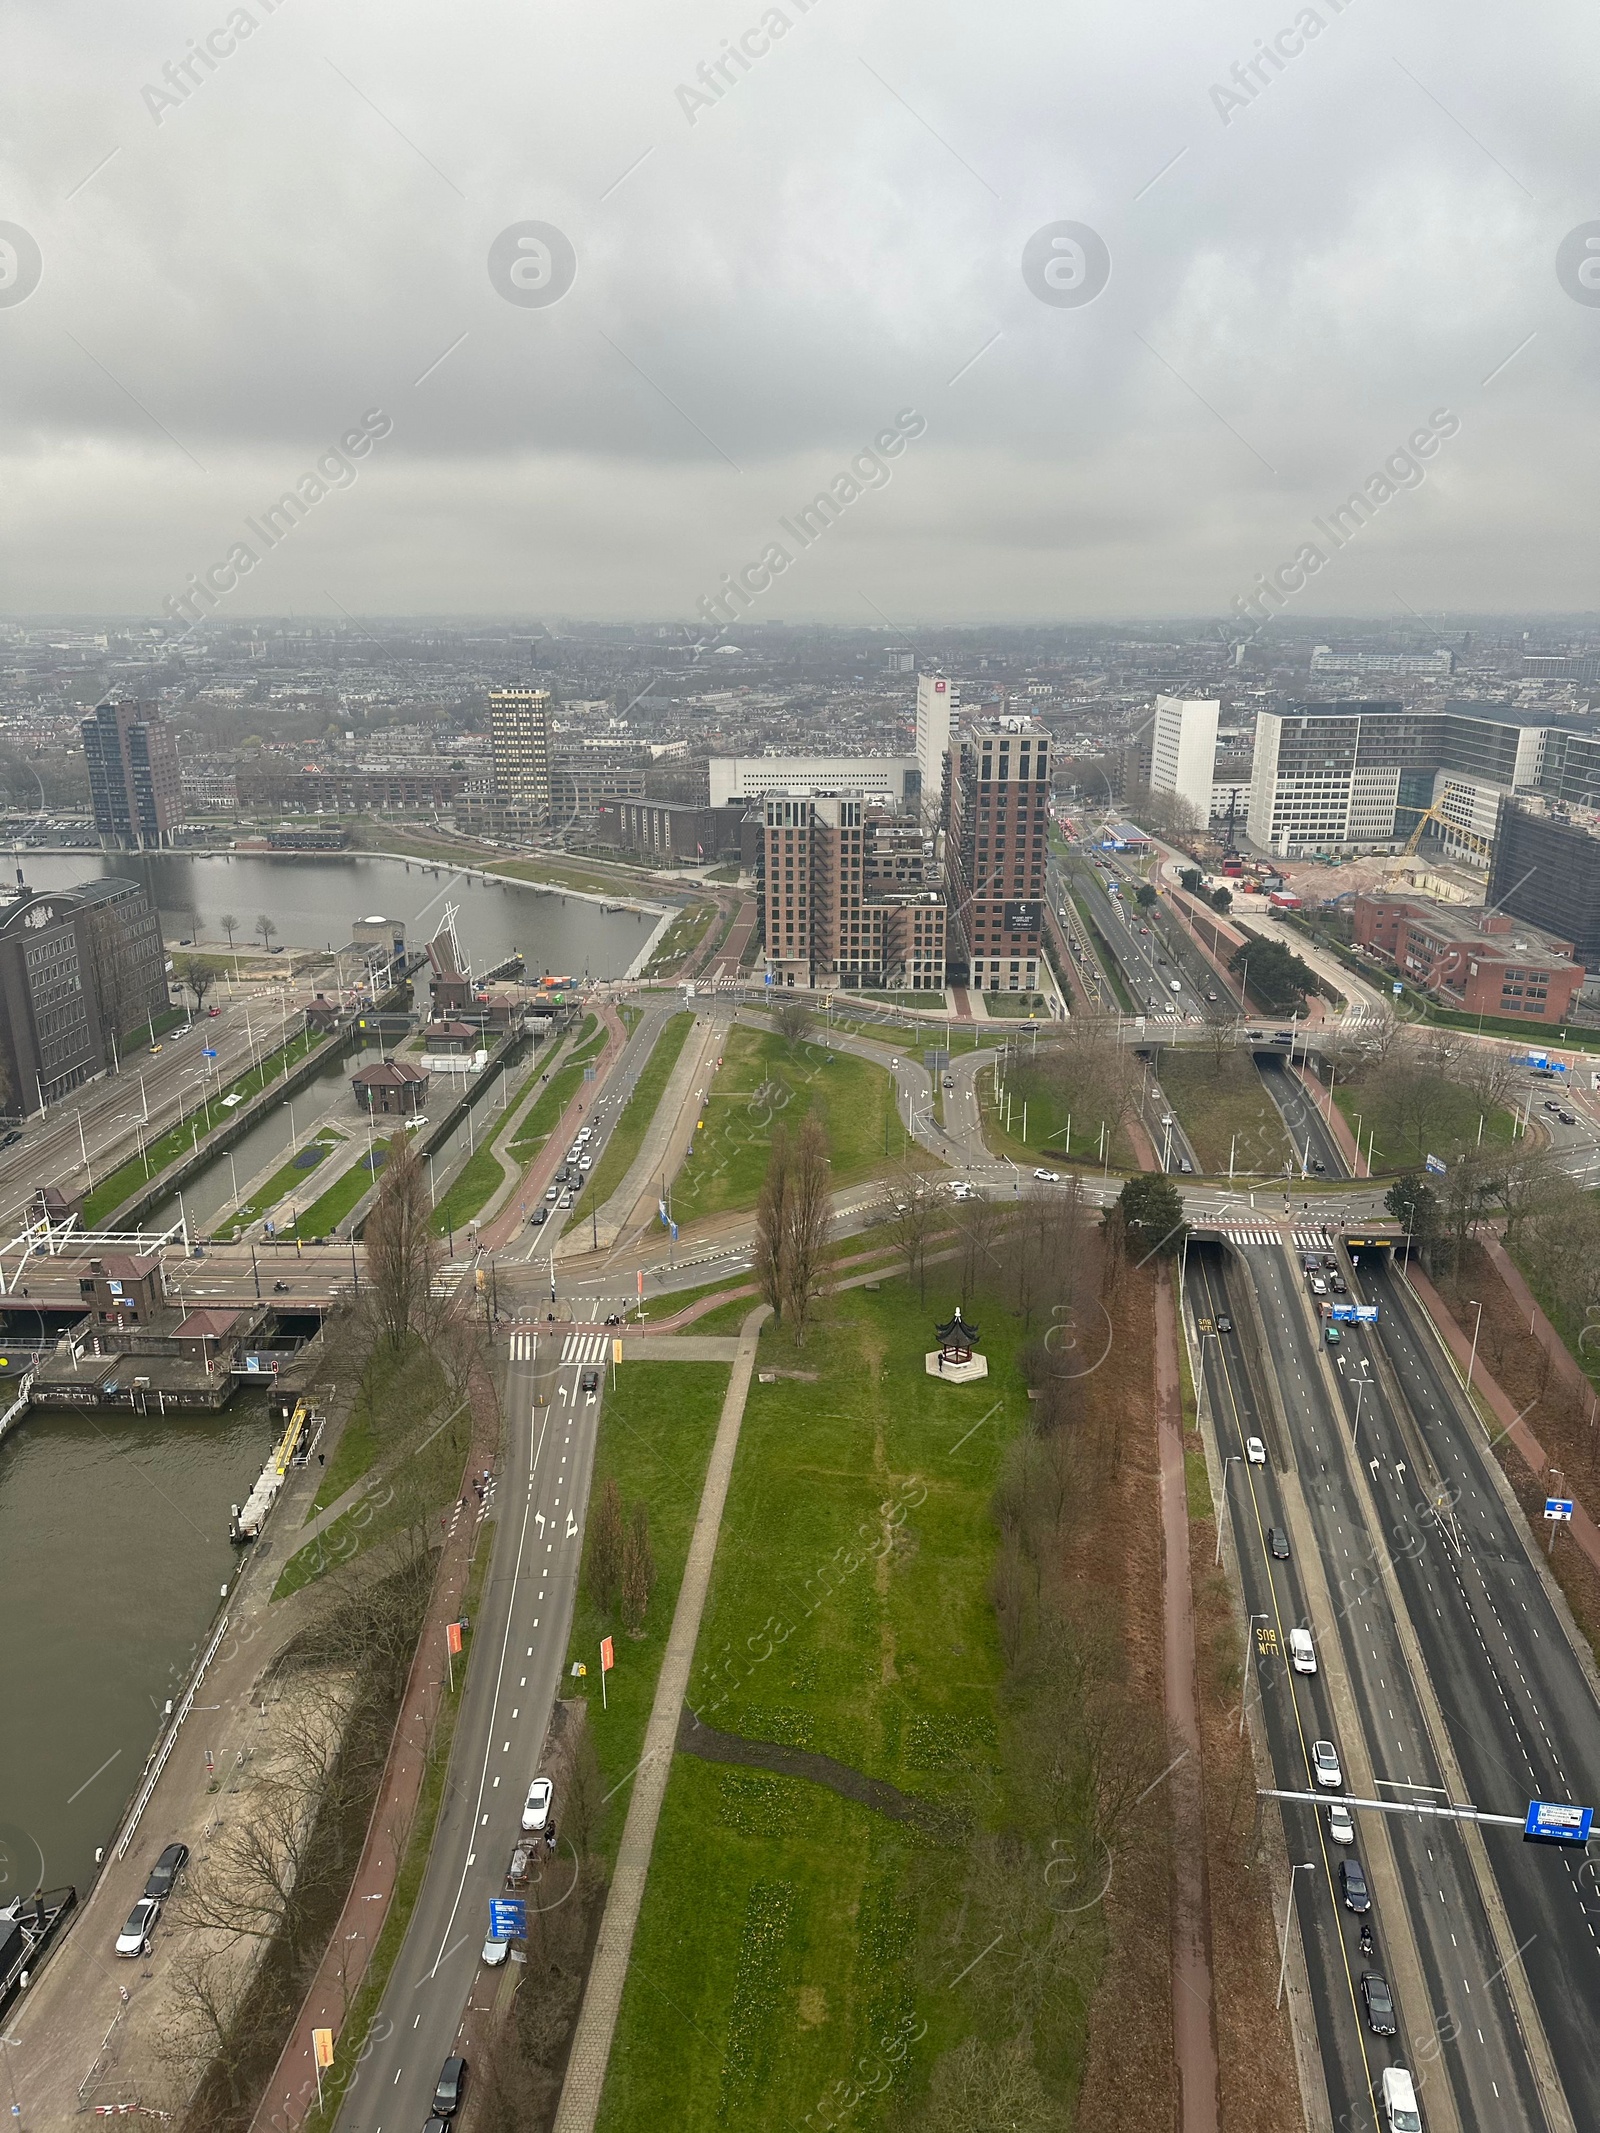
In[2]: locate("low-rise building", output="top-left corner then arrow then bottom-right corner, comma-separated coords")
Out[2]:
1351,892 -> 1585,1023
599,799 -> 748,865
351,1059 -> 430,1115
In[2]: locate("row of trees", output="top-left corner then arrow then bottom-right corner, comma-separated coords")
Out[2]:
586,1476 -> 657,1636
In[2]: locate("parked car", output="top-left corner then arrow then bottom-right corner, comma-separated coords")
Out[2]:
522,1776 -> 554,1832
1312,1740 -> 1342,1789
1268,1526 -> 1290,1560
1339,1857 -> 1371,1914
1246,1435 -> 1267,1464
482,1932 -> 510,1968
433,2057 -> 469,2118
143,1842 -> 189,1901
115,1897 -> 160,1957
1361,1971 -> 1397,2037
1328,1801 -> 1355,1845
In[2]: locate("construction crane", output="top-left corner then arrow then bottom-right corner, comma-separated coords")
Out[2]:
1381,800 -> 1491,885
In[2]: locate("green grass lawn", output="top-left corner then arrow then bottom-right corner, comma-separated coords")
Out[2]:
977,1055 -> 1136,1173
295,1141 -> 389,1237
564,1361 -> 732,1858
978,992 -> 1050,1018
595,1278 -> 1033,2133
1157,1049 -> 1295,1177
509,1058 -> 588,1160
577,1012 -> 695,1211
362,824 -> 636,900
228,1125 -> 345,1230
430,1141 -> 507,1236
1332,1077 -> 1521,1174
309,1335 -> 444,1513
669,1026 -> 898,1223
81,1027 -> 327,1224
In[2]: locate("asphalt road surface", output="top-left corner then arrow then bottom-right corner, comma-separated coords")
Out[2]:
339,1327 -> 602,2133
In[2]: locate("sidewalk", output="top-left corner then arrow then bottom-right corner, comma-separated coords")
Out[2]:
1154,1275 -> 1221,2133
580,1008 -> 722,1255
552,1306 -> 768,2133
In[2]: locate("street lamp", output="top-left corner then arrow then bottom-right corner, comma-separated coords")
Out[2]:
1216,1453 -> 1244,1564
1463,1298 -> 1484,1402
1277,1862 -> 1318,2008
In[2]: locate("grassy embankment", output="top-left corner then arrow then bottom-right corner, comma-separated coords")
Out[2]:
669,1026 -> 900,1224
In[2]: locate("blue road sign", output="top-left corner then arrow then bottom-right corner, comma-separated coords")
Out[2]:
1524,1799 -> 1593,1845
1544,1498 -> 1575,1521
1424,1153 -> 1447,1176
1392,980 -> 1403,994
490,1896 -> 527,1939
203,1047 -> 218,1058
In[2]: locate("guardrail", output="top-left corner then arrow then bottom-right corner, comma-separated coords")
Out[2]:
115,1611 -> 231,1861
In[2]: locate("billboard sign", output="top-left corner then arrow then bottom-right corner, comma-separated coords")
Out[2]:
1424,1154 -> 1447,1176
1003,902 -> 1041,933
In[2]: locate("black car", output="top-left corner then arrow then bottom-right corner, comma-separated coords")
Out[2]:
1268,1527 -> 1290,1560
143,1842 -> 189,1901
433,2057 -> 469,2118
1559,1111 -> 1576,1126
1339,1858 -> 1371,1914
580,1367 -> 600,1394
1360,1970 -> 1396,2037
1329,1275 -> 1346,1294
530,1206 -> 548,1226
0,1128 -> 21,1148
1216,1315 -> 1233,1334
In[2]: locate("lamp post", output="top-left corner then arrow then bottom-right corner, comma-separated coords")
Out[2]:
1463,1298 -> 1484,1402
1277,1862 -> 1318,2009
1216,1454 -> 1243,1564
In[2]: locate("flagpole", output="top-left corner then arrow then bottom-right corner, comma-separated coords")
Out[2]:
601,1643 -> 608,1709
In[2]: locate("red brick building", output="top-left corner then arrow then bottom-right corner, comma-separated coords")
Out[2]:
1351,893 -> 1585,1023
351,1059 -> 430,1115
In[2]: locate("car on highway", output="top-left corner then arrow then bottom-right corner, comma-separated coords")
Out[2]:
581,1367 -> 600,1394
1289,1628 -> 1317,1674
522,1776 -> 554,1832
558,1191 -> 573,1208
1325,1325 -> 1341,1346
1361,1970 -> 1397,2037
1245,1435 -> 1266,1464
1312,1740 -> 1343,1789
0,1128 -> 20,1148
1560,1111 -> 1576,1125
143,1842 -> 189,1900
530,1206 -> 548,1226
1268,1526 -> 1290,1560
1216,1315 -> 1232,1334
579,1155 -> 593,1171
1544,1099 -> 1563,1112
943,1075 -> 955,1089
1309,1276 -> 1327,1296
1380,2065 -> 1421,2131
1339,1857 -> 1371,1913
1310,1157 -> 1326,1174
1178,1157 -> 1193,1173
1328,1801 -> 1355,1845
545,1184 -> 560,1201
1033,1167 -> 1063,1183
115,1896 -> 160,1957
1206,990 -> 1218,1002
1329,1274 -> 1346,1294
433,2056 -> 469,2118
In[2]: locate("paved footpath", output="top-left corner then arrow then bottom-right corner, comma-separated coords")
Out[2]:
551,1304 -> 768,2133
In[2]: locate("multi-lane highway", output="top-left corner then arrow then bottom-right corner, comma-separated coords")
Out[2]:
1195,1217 -> 1600,2132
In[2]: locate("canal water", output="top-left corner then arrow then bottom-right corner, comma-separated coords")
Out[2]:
1,851 -> 651,1896
0,1404 -> 271,1899
12,849 -> 658,979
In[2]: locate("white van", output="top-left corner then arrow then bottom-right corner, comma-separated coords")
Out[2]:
1381,2066 -> 1420,2131
1289,1628 -> 1317,1675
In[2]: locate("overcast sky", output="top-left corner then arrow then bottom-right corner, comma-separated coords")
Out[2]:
2,0 -> 1596,626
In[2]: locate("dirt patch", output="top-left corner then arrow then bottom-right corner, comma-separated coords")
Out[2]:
676,1709 -> 962,1842
796,1984 -> 828,2029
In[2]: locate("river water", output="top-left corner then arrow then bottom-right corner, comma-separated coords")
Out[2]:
0,851 -> 653,1897
13,848 -> 658,979
0,1404 -> 271,1900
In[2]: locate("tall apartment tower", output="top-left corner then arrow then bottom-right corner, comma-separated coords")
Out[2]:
915,673 -> 954,827
1149,695 -> 1219,826
762,795 -> 947,992
947,717 -> 1051,994
81,699 -> 181,850
488,686 -> 553,819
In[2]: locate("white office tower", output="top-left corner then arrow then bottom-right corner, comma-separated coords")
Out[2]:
916,673 -> 954,825
1150,695 -> 1220,826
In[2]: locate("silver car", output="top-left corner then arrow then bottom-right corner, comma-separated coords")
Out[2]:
115,1896 -> 160,1957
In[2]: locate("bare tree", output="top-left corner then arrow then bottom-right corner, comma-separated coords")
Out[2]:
362,1129 -> 442,1348
587,1477 -> 625,1613
887,1165 -> 936,1301
780,1112 -> 833,1344
564,1719 -> 604,1856
621,1500 -> 654,1635
752,1123 -> 791,1324
182,956 -> 218,1012
219,911 -> 239,957
773,997 -> 812,1047
257,912 -> 277,950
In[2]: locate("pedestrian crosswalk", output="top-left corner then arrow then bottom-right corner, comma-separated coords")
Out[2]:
562,1331 -> 610,1365
509,1329 -> 537,1360
1211,1226 -> 1338,1251
1218,1228 -> 1282,1246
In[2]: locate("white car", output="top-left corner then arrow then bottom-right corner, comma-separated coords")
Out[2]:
579,1155 -> 593,1172
1328,1802 -> 1355,1846
115,1896 -> 160,1958
1312,1740 -> 1343,1790
1245,1436 -> 1267,1464
1033,1168 -> 1062,1183
558,1191 -> 574,1208
482,1933 -> 511,1968
521,1776 -> 554,1833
